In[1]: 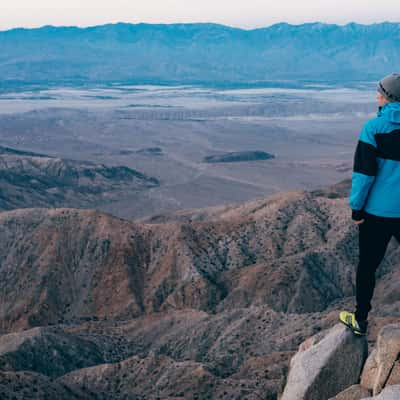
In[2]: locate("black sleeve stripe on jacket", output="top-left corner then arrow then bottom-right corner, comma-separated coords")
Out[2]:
375,130 -> 400,161
353,140 -> 378,176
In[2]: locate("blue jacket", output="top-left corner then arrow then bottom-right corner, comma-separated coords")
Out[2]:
349,101 -> 400,218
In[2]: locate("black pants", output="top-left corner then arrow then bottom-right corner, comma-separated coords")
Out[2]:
355,211 -> 400,321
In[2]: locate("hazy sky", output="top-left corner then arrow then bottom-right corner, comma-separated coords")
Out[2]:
1,0 -> 399,30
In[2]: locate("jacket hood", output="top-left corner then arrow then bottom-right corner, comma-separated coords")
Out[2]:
378,102 -> 400,124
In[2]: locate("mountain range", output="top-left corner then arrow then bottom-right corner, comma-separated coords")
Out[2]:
1,178 -> 400,398
1,22 -> 400,85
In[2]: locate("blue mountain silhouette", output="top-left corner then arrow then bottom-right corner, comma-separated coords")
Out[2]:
0,22 -> 399,84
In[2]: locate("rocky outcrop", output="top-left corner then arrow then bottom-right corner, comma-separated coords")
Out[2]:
281,324 -> 368,400
328,384 -> 371,400
360,385 -> 400,399
281,322 -> 400,400
361,324 -> 400,395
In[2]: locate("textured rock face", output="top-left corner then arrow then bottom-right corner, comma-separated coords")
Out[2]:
360,385 -> 400,399
281,324 -> 368,400
361,324 -> 400,395
328,385 -> 371,400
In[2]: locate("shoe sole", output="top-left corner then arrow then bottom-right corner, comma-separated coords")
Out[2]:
339,318 -> 366,336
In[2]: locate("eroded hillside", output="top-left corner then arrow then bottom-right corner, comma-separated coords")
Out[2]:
0,145 -> 159,211
1,179 -> 399,399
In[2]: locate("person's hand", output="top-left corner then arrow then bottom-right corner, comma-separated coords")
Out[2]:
351,209 -> 365,224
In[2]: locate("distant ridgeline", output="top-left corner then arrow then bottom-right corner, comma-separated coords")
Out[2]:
204,151 -> 275,163
0,22 -> 399,85
0,145 -> 159,210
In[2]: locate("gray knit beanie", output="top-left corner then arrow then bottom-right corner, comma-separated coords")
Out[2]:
377,73 -> 400,102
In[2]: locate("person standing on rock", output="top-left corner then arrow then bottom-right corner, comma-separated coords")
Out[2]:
340,73 -> 400,336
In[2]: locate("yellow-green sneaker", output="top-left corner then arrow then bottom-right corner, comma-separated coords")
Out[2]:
339,311 -> 368,336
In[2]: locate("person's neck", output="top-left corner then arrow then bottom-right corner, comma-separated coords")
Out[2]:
379,101 -> 390,109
